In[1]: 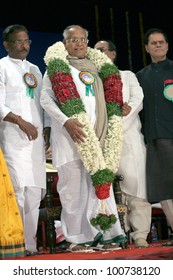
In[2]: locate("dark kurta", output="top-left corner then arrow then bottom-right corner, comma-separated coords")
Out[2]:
136,59 -> 173,203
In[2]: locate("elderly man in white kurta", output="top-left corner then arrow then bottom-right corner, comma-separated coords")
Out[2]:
0,24 -> 46,255
40,25 -> 127,252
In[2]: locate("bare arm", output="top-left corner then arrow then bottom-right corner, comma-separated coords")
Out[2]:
4,112 -> 38,141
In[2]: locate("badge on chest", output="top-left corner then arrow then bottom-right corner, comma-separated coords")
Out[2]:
23,73 -> 37,99
79,71 -> 95,96
163,79 -> 173,102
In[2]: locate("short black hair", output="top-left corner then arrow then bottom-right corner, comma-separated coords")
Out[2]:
98,39 -> 117,52
3,24 -> 28,42
144,28 -> 168,45
107,40 -> 117,52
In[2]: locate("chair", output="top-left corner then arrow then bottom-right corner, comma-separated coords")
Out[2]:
113,174 -> 129,248
38,170 -> 61,254
147,206 -> 169,242
113,174 -> 126,232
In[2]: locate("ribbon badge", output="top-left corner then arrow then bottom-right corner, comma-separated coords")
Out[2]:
79,71 -> 95,96
23,73 -> 37,99
163,79 -> 173,102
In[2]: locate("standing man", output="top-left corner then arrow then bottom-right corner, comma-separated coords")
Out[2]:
40,25 -> 127,252
136,28 -> 173,236
94,40 -> 151,248
0,24 -> 47,256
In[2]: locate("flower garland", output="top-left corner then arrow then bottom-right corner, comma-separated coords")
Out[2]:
90,213 -> 117,232
44,42 -> 123,232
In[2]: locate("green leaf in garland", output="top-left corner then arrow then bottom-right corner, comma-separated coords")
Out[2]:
60,98 -> 86,117
90,213 -> 117,232
106,103 -> 122,119
99,63 -> 119,81
91,168 -> 115,186
47,58 -> 71,77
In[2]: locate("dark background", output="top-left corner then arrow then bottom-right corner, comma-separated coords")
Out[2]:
0,0 -> 172,73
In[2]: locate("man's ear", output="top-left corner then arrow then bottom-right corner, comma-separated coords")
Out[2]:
3,41 -> 9,51
145,45 -> 149,53
112,50 -> 117,60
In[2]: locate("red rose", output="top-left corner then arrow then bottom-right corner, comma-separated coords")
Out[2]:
50,72 -> 80,106
103,74 -> 123,106
95,183 -> 111,200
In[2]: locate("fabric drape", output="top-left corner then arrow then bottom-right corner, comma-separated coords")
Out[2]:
0,148 -> 25,259
68,56 -> 108,147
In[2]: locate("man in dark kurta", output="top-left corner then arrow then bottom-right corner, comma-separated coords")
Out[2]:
136,27 -> 173,233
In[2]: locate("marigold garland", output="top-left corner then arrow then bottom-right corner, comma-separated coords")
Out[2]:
44,42 -> 123,232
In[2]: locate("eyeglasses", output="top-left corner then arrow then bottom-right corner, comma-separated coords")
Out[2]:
66,38 -> 89,44
96,47 -> 109,53
8,39 -> 32,46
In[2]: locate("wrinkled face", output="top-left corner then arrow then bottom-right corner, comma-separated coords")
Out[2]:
3,31 -> 31,60
145,32 -> 168,62
94,41 -> 116,63
63,27 -> 88,58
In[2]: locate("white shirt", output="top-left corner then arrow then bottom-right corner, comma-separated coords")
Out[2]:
0,56 -> 46,189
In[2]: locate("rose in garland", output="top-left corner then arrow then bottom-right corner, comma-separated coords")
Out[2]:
86,48 -> 123,174
44,42 -> 123,232
95,183 -> 111,200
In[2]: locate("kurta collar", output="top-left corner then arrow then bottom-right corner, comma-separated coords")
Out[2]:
7,55 -> 27,66
151,58 -> 169,70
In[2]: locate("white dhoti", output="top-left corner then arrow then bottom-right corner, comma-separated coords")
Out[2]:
122,193 -> 151,240
57,159 -> 126,245
14,185 -> 42,251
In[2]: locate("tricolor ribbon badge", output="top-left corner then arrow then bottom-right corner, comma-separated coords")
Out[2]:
163,79 -> 173,102
79,71 -> 95,96
23,73 -> 37,99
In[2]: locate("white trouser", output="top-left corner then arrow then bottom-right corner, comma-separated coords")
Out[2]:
14,186 -> 42,251
122,193 -> 152,241
160,199 -> 173,231
57,159 -> 126,244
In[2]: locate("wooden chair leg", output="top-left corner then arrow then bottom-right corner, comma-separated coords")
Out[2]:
113,175 -> 129,248
41,221 -> 47,250
113,175 -> 126,231
45,176 -> 57,254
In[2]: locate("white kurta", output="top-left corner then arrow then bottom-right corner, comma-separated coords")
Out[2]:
117,70 -> 147,199
0,56 -> 46,189
40,66 -> 96,168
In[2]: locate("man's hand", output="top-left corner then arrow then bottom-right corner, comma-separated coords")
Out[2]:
64,118 -> 87,144
122,102 -> 132,116
17,117 -> 38,141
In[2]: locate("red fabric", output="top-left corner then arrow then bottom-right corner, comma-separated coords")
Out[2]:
8,242 -> 173,260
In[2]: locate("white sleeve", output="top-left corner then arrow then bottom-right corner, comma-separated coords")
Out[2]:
40,71 -> 69,127
0,65 -> 12,121
122,70 -> 143,132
